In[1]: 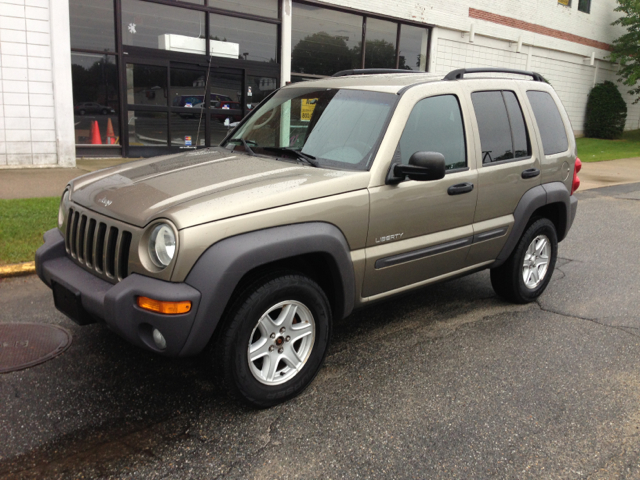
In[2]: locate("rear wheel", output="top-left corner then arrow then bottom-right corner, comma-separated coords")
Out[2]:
490,218 -> 558,304
211,273 -> 331,408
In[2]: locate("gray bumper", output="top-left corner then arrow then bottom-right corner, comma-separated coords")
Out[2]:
36,229 -> 202,357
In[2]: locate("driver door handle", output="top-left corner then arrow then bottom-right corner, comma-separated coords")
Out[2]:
447,183 -> 474,195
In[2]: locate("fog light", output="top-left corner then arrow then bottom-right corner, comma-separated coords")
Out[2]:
152,328 -> 167,350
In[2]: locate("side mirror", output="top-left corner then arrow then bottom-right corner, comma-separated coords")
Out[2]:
387,151 -> 446,183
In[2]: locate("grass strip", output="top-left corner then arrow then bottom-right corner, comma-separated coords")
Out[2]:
0,197 -> 58,266
577,129 -> 640,162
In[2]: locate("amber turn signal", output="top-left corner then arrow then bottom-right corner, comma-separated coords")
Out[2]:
137,296 -> 191,315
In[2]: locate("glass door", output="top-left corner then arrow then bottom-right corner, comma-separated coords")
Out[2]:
123,56 -> 279,156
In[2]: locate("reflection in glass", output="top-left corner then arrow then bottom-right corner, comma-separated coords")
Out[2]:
69,0 -> 115,52
209,14 -> 277,62
171,113 -> 205,147
398,24 -> 428,71
472,91 -> 515,163
208,0 -> 278,19
227,88 -> 395,170
72,53 -> 119,145
291,3 -> 362,76
128,112 -> 168,146
171,69 -> 207,108
398,95 -> 466,170
122,0 -> 206,54
126,64 -> 168,106
246,75 -> 277,111
503,91 -> 530,158
362,18 -> 397,69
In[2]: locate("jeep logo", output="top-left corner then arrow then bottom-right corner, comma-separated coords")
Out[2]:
375,233 -> 403,243
97,197 -> 113,207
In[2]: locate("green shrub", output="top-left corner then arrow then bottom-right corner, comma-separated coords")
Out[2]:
584,81 -> 627,139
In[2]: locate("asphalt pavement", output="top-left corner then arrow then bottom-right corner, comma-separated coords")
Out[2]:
1,183 -> 640,479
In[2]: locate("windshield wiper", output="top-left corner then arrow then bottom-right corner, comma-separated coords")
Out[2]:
229,137 -> 255,156
262,147 -> 319,167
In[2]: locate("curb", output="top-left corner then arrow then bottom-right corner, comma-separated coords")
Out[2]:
0,261 -> 36,279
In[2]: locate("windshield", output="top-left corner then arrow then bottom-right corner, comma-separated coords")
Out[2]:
224,87 -> 396,170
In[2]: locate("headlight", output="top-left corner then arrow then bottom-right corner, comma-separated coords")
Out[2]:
148,223 -> 176,268
58,189 -> 69,228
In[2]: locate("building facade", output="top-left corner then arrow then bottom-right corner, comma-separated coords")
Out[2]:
0,0 -> 633,166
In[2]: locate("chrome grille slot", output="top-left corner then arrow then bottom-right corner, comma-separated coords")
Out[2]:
62,204 -> 135,284
77,215 -> 87,262
85,218 -> 97,267
118,232 -> 132,281
105,226 -> 118,278
65,208 -> 74,253
95,223 -> 107,273
69,211 -> 80,258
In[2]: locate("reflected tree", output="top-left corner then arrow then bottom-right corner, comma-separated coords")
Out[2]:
292,32 -> 357,76
71,58 -> 118,108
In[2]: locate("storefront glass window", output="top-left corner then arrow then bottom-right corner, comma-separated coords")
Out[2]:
398,24 -> 428,71
126,64 -> 168,106
128,112 -> 168,146
209,14 -> 278,62
291,3 -> 362,76
171,68 -> 207,108
208,0 -> 278,19
72,53 -> 119,145
363,18 -> 397,69
122,0 -> 206,54
171,113 -> 206,147
246,75 -> 277,109
69,0 -> 115,52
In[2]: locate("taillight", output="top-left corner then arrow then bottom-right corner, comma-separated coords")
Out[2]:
571,157 -> 582,195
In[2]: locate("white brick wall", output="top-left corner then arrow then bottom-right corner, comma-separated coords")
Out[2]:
0,0 -> 73,167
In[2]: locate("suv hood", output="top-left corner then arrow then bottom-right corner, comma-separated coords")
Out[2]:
70,148 -> 371,229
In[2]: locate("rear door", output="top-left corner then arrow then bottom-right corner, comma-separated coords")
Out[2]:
463,84 -> 542,266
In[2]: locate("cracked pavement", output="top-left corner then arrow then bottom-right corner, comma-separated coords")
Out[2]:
1,182 -> 640,479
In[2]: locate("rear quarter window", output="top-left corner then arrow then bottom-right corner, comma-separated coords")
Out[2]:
526,91 -> 569,155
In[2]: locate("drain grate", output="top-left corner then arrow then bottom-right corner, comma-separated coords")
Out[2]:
0,323 -> 71,374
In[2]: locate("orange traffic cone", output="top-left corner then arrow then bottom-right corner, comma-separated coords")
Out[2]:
90,120 -> 102,145
106,118 -> 116,145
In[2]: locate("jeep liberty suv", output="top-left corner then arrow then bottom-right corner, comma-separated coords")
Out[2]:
36,68 -> 580,408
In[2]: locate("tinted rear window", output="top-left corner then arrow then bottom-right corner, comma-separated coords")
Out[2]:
471,90 -> 530,164
526,91 -> 569,156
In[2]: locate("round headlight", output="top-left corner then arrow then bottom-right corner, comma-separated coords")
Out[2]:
58,190 -> 69,228
148,223 -> 176,268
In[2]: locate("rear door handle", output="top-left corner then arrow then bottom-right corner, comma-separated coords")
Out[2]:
521,168 -> 540,179
447,182 -> 474,195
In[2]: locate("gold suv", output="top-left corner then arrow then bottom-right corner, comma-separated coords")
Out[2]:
36,68 -> 581,407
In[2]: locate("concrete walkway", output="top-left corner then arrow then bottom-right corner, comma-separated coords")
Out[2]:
0,157 -> 639,200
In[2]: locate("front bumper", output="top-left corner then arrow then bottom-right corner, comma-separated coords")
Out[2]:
36,229 -> 201,356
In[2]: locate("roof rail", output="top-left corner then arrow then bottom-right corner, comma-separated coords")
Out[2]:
332,68 -> 424,77
443,68 -> 547,82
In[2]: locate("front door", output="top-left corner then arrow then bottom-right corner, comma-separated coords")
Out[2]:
363,93 -> 478,298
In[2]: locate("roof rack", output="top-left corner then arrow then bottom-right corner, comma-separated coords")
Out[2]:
443,68 -> 547,82
332,68 -> 424,77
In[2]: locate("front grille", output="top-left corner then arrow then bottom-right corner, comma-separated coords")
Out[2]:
65,207 -> 133,282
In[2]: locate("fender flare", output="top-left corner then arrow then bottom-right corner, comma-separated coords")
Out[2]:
493,182 -> 574,267
179,222 -> 355,356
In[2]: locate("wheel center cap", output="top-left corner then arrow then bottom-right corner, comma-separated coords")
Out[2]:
275,336 -> 284,346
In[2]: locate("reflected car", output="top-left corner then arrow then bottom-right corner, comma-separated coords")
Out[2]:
74,102 -> 116,115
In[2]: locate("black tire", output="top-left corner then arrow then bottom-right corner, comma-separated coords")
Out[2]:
211,272 -> 332,408
101,109 -> 108,115
490,218 -> 558,304
79,109 -> 85,116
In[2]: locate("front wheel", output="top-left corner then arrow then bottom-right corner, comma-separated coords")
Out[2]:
211,273 -> 332,408
490,218 -> 558,304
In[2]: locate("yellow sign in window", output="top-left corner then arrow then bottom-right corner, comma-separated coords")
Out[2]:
301,99 -> 317,122
558,0 -> 570,6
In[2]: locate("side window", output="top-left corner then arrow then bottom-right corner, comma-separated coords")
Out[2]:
471,90 -> 531,164
397,94 -> 466,170
526,91 -> 569,156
